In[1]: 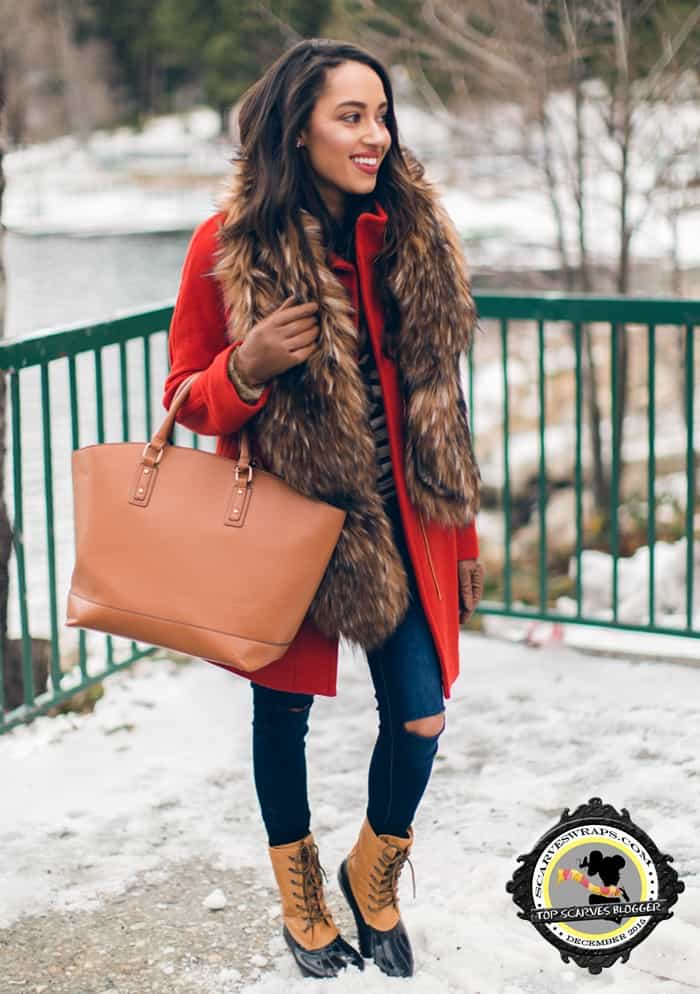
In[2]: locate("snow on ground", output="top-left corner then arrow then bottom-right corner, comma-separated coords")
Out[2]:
2,631 -> 698,993
562,538 -> 700,629
1,109 -> 228,237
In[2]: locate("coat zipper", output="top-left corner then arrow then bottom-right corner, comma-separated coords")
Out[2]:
419,510 -> 442,601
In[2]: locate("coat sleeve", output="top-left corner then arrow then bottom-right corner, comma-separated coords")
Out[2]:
456,520 -> 479,560
162,214 -> 272,435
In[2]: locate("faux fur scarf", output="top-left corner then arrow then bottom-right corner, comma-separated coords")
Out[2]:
213,152 -> 481,650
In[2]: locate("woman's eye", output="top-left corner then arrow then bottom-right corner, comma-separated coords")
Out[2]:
342,113 -> 387,123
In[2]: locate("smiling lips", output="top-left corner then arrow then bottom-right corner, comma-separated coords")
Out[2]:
350,154 -> 380,174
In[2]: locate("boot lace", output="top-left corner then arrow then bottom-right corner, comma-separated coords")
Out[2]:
368,842 -> 416,913
287,840 -> 334,934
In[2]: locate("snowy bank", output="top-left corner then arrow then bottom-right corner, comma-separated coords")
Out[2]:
2,632 -> 698,992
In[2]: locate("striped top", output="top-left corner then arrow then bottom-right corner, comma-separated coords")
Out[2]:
357,309 -> 397,502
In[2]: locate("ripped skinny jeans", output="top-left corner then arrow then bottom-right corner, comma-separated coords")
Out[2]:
251,493 -> 446,845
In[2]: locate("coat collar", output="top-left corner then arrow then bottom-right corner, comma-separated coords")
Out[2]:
326,199 -> 387,272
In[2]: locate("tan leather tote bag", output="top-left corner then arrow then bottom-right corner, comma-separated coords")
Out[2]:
65,370 -> 347,671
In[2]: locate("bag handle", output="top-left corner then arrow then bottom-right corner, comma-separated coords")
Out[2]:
142,369 -> 252,468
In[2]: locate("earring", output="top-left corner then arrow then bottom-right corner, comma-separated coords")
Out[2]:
296,137 -> 303,148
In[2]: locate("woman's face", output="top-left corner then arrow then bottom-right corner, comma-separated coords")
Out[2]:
298,60 -> 391,220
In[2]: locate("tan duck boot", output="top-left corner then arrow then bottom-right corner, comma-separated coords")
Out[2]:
337,815 -> 416,977
268,830 -> 364,978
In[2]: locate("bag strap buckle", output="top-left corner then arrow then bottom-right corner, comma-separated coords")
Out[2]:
142,441 -> 164,466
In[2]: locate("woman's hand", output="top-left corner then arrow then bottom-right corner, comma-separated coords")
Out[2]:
235,295 -> 321,387
458,559 -> 485,624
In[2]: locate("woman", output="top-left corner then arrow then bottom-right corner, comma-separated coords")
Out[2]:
163,38 -> 484,980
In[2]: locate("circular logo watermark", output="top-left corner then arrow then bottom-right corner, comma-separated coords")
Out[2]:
506,797 -> 684,973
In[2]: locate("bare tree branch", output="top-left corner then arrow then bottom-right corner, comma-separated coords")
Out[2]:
640,3 -> 700,100
417,0 -> 532,84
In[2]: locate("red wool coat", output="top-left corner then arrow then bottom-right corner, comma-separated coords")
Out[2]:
162,202 -> 479,699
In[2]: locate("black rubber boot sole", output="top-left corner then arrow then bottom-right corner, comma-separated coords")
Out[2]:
337,857 -> 414,977
282,923 -> 365,978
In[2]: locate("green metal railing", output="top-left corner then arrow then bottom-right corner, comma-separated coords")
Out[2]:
0,304 -> 177,733
473,294 -> 698,639
0,293 -> 697,733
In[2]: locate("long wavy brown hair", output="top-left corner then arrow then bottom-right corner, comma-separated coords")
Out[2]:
224,37 -> 429,361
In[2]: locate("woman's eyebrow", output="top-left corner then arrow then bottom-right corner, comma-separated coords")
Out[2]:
335,99 -> 389,110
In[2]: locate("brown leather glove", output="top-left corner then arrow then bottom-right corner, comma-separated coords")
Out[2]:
235,295 -> 321,387
458,559 -> 485,624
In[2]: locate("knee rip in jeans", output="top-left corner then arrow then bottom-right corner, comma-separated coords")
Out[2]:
403,711 -> 445,738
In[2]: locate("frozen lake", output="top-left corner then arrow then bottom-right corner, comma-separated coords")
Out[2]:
4,228 -> 191,337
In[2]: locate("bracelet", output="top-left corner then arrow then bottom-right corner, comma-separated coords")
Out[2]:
227,347 -> 265,404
